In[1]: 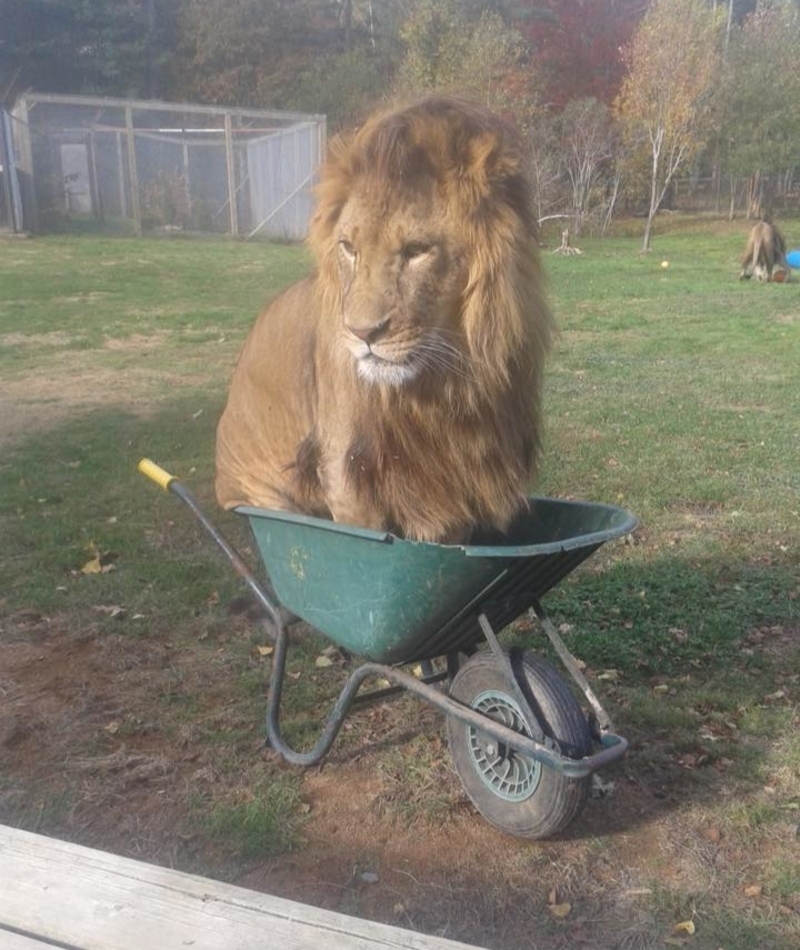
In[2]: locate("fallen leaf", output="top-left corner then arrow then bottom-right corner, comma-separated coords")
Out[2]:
678,752 -> 708,768
80,542 -> 117,575
548,902 -> 572,918
743,884 -> 762,898
256,645 -> 274,657
81,556 -> 103,575
92,604 -> 125,620
674,920 -> 695,935
315,655 -> 334,668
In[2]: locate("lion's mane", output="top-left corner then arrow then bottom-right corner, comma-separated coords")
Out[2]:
215,96 -> 555,543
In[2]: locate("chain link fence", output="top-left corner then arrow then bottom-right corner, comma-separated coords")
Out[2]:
6,93 -> 326,240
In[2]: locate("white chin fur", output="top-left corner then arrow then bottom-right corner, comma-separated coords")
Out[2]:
357,356 -> 419,386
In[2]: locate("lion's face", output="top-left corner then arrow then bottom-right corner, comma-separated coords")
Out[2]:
334,191 -> 469,386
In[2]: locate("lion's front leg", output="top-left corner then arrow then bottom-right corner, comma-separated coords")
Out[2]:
318,450 -> 389,534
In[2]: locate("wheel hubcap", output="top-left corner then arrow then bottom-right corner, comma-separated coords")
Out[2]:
467,690 -> 541,801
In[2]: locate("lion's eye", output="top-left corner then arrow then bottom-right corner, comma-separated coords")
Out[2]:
339,239 -> 357,261
402,242 -> 432,263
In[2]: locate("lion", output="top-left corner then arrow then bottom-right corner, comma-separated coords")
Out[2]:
739,220 -> 787,282
215,96 -> 555,544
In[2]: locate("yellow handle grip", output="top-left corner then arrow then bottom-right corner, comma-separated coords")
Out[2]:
138,458 -> 176,491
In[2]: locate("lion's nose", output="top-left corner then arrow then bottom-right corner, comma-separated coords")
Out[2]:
346,315 -> 390,344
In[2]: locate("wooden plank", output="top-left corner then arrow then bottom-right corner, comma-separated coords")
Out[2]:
0,930 -> 62,950
0,826 -> 481,950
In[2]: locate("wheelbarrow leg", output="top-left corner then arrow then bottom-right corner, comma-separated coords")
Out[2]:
529,601 -> 616,735
476,613 -> 558,753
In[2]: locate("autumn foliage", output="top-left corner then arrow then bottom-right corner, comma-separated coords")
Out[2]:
517,0 -> 644,108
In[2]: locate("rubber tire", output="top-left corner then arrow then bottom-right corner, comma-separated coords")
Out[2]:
447,650 -> 592,839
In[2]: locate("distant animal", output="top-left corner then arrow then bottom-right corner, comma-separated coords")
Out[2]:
739,220 -> 787,282
215,95 -> 555,543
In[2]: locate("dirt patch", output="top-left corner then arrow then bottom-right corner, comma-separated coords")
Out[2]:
102,331 -> 172,350
0,368 -> 156,445
4,605 -> 797,949
0,329 -> 234,447
0,331 -> 81,348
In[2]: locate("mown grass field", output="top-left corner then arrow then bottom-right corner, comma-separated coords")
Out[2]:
0,218 -> 798,950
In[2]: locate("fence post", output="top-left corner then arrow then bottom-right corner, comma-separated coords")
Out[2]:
116,132 -> 128,217
86,131 -> 104,224
125,106 -> 142,236
13,98 -> 39,233
224,112 -> 239,237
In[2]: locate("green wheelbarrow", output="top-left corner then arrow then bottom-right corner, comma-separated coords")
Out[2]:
138,459 -> 638,839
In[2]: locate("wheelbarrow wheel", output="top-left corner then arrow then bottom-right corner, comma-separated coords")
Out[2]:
447,650 -> 591,839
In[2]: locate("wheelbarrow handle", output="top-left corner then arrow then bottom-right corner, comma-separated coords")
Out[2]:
136,457 -> 284,635
138,458 -> 176,491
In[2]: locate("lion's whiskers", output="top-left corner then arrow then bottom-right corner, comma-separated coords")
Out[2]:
416,334 -> 475,383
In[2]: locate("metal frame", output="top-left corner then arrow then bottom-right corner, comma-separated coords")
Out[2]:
161,476 -> 628,779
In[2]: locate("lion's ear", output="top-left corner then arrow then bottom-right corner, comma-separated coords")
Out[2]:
462,132 -> 523,201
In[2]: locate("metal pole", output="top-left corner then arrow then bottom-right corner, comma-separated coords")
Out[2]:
224,112 -> 239,237
13,98 -> 38,232
116,132 -> 127,217
125,106 -> 142,235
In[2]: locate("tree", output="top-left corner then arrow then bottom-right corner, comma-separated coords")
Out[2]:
286,1 -> 404,127
290,48 -> 392,130
557,97 -> 616,234
173,0 -> 401,119
516,0 -> 644,108
0,0 -> 179,99
173,0 -> 315,107
615,0 -> 725,251
717,1 -> 800,217
394,0 -> 534,114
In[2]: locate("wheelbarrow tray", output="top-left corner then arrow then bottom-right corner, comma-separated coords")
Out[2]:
237,497 -> 637,665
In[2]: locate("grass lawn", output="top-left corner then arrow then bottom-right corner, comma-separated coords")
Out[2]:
0,219 -> 798,950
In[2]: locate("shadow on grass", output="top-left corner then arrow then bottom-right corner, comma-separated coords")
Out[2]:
2,402 -> 797,844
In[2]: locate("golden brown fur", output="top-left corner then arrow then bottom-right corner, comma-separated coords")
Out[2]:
739,220 -> 787,282
215,96 -> 554,543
